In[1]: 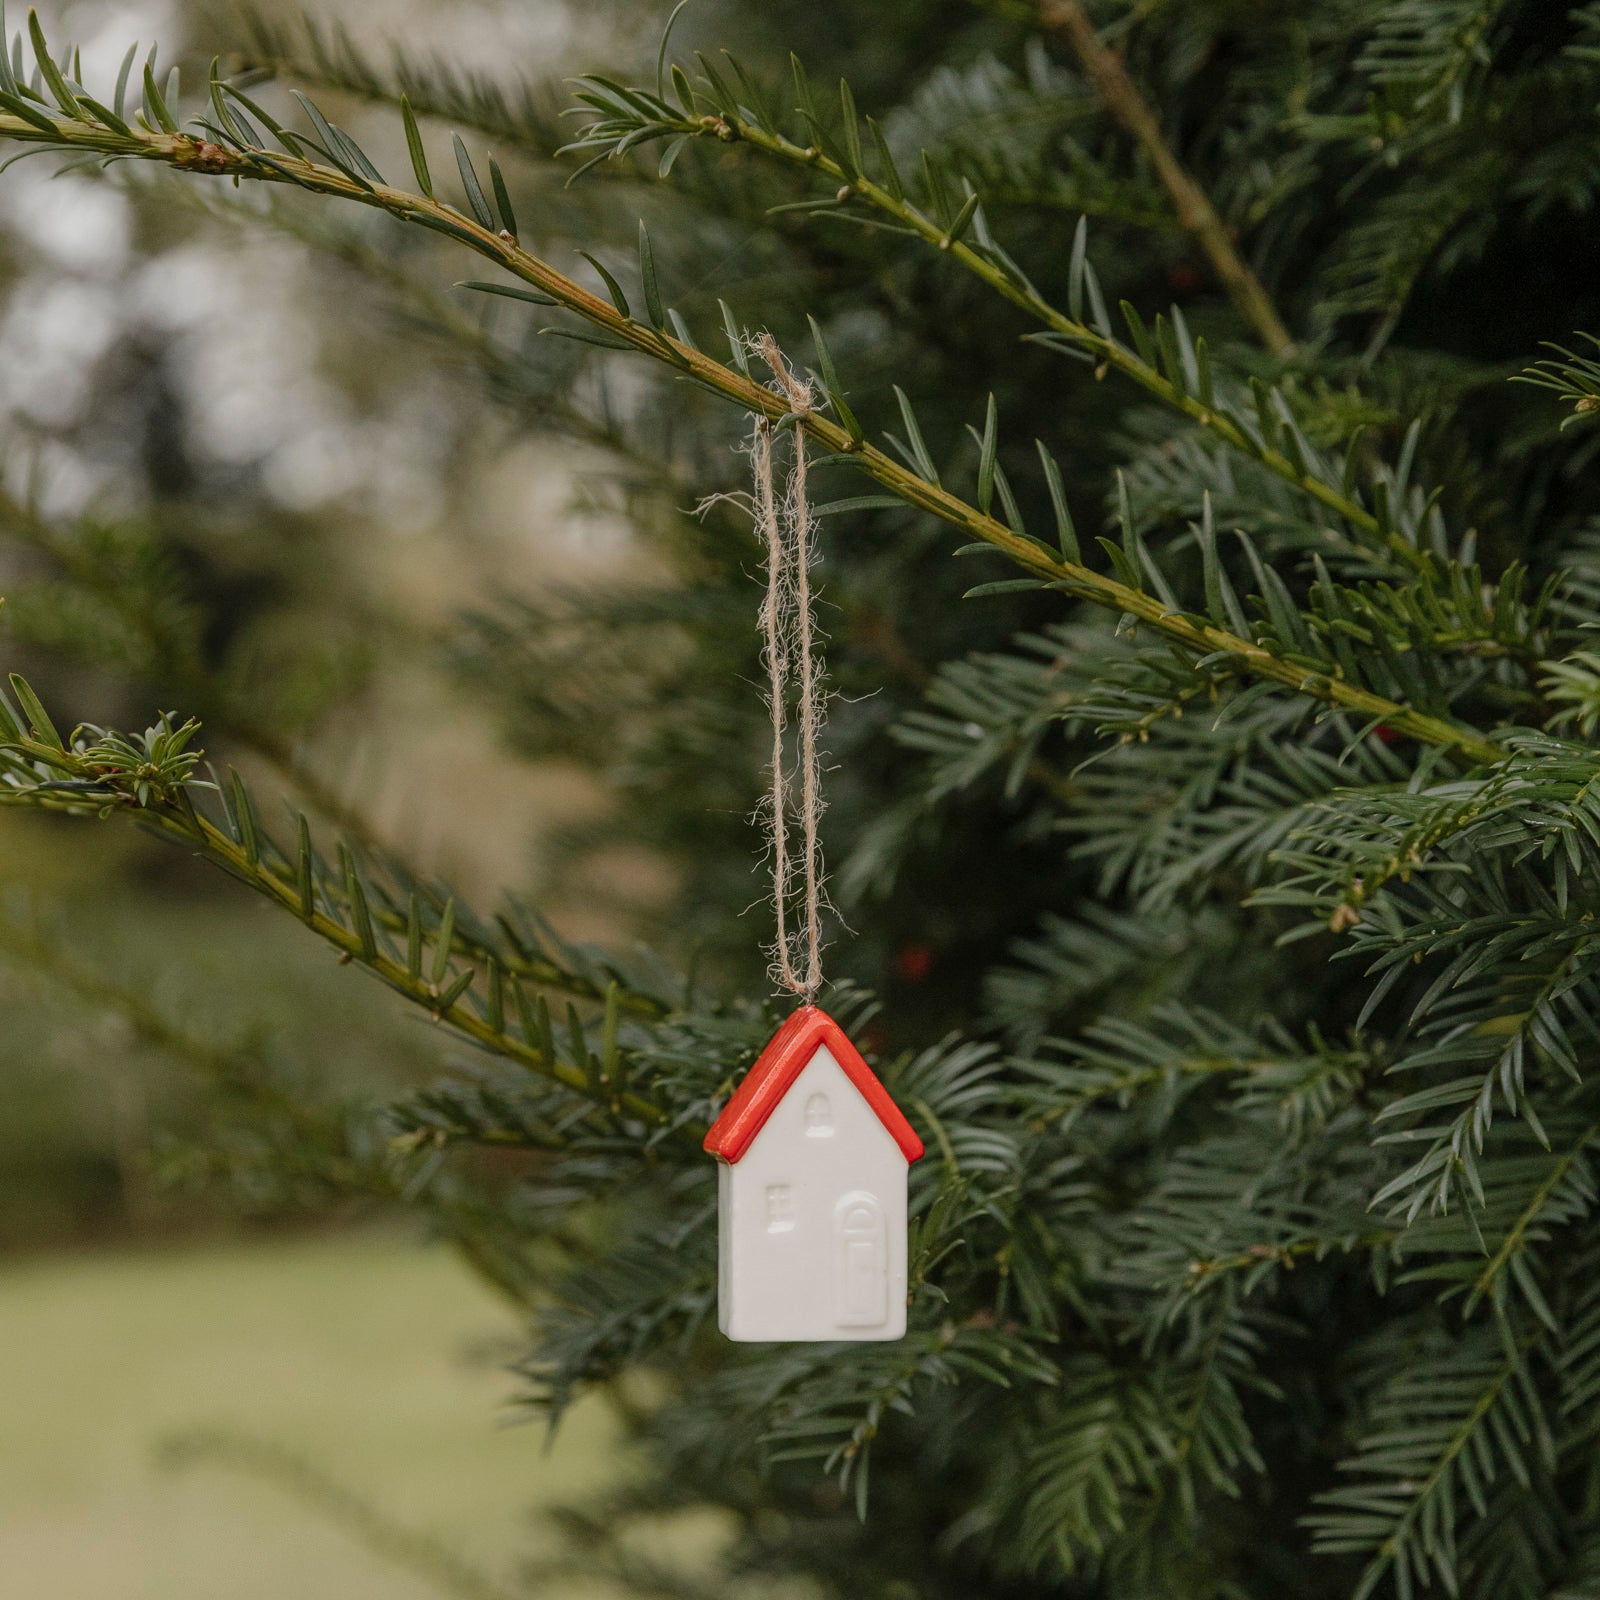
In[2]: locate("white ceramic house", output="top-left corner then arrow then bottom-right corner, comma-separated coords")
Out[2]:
705,1006 -> 925,1341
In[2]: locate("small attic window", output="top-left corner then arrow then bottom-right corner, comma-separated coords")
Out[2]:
805,1092 -> 834,1136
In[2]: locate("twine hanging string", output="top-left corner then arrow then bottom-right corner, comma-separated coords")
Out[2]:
750,334 -> 825,999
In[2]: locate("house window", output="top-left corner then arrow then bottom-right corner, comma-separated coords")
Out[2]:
804,1093 -> 834,1136
765,1184 -> 795,1232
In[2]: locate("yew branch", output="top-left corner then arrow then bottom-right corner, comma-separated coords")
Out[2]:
0,107 -> 1498,762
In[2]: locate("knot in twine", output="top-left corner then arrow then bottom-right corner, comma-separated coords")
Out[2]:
749,334 -> 827,999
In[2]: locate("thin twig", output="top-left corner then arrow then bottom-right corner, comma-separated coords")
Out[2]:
1038,0 -> 1296,358
620,107 -> 1371,534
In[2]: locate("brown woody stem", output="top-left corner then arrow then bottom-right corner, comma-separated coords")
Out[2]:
1039,0 -> 1297,359
0,111 -> 1499,763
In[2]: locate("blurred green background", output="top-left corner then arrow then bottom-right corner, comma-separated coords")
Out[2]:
0,0 -> 663,1592
1,1232 -> 626,1599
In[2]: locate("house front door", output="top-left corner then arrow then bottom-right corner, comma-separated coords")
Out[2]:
834,1192 -> 888,1329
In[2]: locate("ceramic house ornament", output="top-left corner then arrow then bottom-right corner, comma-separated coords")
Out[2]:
705,1006 -> 924,1341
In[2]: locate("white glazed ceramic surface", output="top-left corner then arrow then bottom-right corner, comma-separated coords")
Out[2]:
717,1044 -> 910,1341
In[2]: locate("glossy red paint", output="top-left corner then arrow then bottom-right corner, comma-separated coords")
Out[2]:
703,1005 -> 925,1166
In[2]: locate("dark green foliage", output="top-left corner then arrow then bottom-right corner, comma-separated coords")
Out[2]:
8,1 -> 1600,1597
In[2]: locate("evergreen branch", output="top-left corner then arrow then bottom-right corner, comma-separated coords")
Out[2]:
1256,758 -> 1532,934
1374,935 -> 1600,1221
891,620 -> 1092,802
1010,1307 -> 1272,1576
0,901 -> 410,1204
232,6 -> 573,164
1260,758 -> 1600,1215
1556,1243 -> 1600,1420
1309,1325 -> 1554,1600
1157,1297 -> 1270,1506
1358,0 -> 1513,123
0,483 -> 202,678
0,73 -> 1501,760
0,481 -> 666,1012
566,66 -> 1405,547
1465,1123 -> 1598,1320
0,481 -> 385,851
1183,1230 -> 1393,1287
0,902 -> 245,1081
1117,1122 -> 1390,1309
1010,1358 -> 1171,1573
1019,1008 -> 1278,1128
1514,334 -> 1600,430
1035,0 -> 1296,358
0,685 -> 687,1136
1018,1005 -> 1376,1137
521,1232 -> 720,1419
986,904 -> 1231,1048
758,1322 -> 1058,1512
1059,701 -> 1409,912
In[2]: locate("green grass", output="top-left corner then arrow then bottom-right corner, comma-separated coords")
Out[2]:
0,1228 -> 621,1599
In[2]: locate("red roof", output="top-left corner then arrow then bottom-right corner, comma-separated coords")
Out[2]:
703,1006 -> 925,1165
